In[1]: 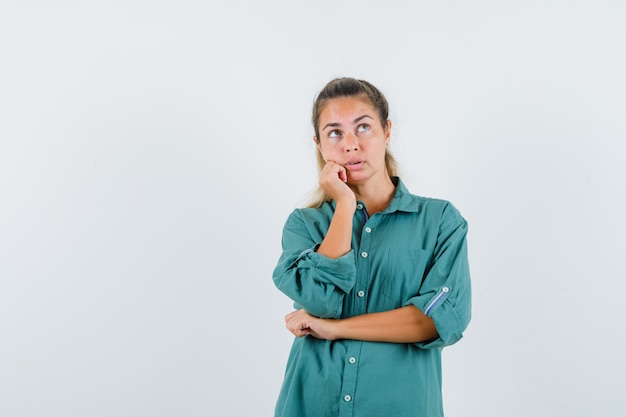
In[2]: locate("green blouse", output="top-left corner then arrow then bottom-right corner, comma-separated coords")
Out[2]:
273,178 -> 472,417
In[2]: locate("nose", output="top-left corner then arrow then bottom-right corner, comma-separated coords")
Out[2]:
344,133 -> 359,152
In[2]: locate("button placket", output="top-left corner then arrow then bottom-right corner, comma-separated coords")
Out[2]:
339,341 -> 362,416
354,216 -> 373,313
338,204 -> 369,415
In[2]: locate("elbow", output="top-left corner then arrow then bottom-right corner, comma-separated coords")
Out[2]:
406,305 -> 439,343
421,317 -> 440,343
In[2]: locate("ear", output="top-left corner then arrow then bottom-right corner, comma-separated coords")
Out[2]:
384,120 -> 392,145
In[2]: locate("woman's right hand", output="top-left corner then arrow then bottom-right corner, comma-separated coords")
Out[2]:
319,161 -> 356,207
316,160 -> 356,258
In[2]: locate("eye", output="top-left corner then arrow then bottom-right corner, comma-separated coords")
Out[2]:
328,129 -> 342,138
356,124 -> 370,133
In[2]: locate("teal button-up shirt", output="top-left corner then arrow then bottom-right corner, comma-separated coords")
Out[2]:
273,178 -> 471,417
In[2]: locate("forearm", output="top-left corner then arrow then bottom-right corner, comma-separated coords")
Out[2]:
316,201 -> 355,258
333,306 -> 438,343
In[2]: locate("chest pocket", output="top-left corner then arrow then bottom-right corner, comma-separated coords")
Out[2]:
381,247 -> 432,305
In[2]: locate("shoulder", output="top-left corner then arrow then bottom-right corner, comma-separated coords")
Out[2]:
398,189 -> 466,229
393,178 -> 459,214
397,183 -> 461,215
421,196 -> 463,217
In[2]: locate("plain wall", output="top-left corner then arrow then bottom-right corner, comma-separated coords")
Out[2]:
1,1 -> 625,416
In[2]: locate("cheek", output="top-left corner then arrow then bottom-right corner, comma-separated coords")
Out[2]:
319,143 -> 336,158
316,143 -> 325,156
317,145 -> 330,162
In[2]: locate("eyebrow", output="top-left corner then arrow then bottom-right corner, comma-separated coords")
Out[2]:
322,114 -> 374,131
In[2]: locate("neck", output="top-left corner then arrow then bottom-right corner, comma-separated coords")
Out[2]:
351,175 -> 396,215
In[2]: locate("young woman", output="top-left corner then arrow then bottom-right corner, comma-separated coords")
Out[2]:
272,78 -> 471,417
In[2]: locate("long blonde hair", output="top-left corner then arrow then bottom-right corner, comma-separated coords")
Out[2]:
306,77 -> 399,208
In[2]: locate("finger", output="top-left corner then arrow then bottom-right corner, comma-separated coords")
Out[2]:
338,166 -> 348,183
285,314 -> 308,331
323,160 -> 341,174
287,318 -> 310,332
286,319 -> 311,337
290,327 -> 311,338
285,309 -> 306,322
322,161 -> 347,182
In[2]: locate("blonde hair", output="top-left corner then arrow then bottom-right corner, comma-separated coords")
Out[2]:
306,77 -> 399,208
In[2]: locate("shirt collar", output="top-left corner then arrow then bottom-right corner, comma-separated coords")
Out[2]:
328,177 -> 421,214
384,177 -> 421,214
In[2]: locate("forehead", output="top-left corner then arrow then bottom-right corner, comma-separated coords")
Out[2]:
319,95 -> 378,123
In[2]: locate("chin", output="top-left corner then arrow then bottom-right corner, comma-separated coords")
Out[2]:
347,174 -> 369,184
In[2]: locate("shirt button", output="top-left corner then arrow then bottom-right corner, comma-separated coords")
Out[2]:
349,357 -> 356,364
360,252 -> 368,258
365,227 -> 372,233
356,203 -> 363,210
357,290 -> 365,298
344,395 -> 352,402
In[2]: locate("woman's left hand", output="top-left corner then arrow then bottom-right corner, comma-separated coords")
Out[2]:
285,309 -> 338,340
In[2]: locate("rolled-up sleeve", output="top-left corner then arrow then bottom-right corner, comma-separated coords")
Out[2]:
405,203 -> 472,349
273,210 -> 357,318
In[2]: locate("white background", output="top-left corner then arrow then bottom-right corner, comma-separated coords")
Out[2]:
1,1 -> 625,416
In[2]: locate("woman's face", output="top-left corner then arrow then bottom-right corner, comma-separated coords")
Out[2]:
315,95 -> 391,185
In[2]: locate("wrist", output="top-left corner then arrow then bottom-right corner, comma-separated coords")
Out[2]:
326,318 -> 343,341
334,198 -> 357,212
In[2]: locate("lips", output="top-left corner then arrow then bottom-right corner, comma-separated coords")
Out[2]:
344,159 -> 365,170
